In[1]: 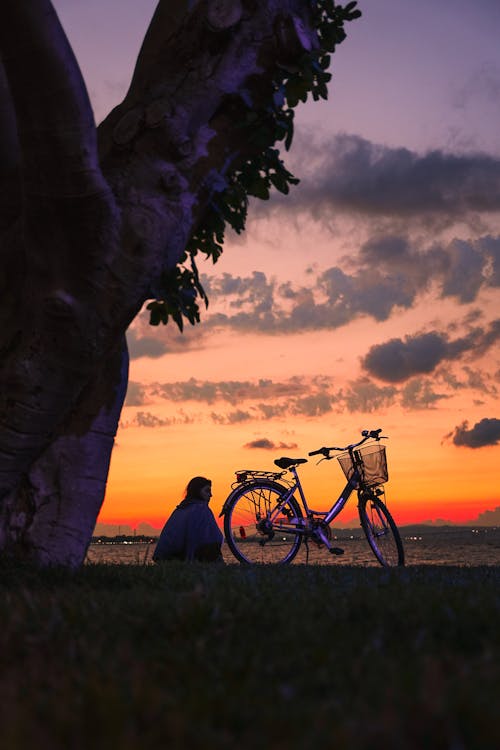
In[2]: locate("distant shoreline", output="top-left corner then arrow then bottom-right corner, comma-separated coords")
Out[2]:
91,524 -> 498,545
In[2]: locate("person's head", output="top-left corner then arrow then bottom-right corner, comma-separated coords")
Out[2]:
184,476 -> 212,502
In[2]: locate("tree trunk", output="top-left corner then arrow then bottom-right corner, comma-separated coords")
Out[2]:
0,0 -> 339,566
0,340 -> 128,567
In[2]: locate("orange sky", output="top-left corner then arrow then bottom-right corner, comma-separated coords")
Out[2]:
50,1 -> 500,531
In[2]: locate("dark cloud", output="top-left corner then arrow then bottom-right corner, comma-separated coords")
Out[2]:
208,271 -> 274,313
126,313 -> 208,360
349,233 -> 500,308
124,228 -> 500,352
400,379 -> 449,410
121,410 -> 194,429
341,378 -> 397,413
210,409 -> 253,425
363,332 -> 449,383
319,265 -> 416,322
282,134 -> 500,220
124,381 -> 149,407
479,236 -> 500,286
440,240 -> 486,303
255,402 -> 288,419
291,392 -> 334,417
469,506 -> 500,526
243,439 -> 298,451
128,411 -> 171,428
120,134 -> 500,356
153,377 -> 307,405
204,267 -> 413,334
363,321 -> 500,383
198,233 -> 500,338
151,375 -> 342,421
124,360 -> 499,429
453,61 -> 500,112
447,418 -> 500,448
462,366 -> 498,396
126,328 -> 169,360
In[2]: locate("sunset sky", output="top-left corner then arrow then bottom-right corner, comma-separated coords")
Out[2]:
53,0 -> 500,531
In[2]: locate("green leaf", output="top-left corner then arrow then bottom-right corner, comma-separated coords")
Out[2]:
147,0 -> 361,332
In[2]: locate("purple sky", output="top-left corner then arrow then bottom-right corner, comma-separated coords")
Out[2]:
50,1 -> 500,525
53,0 -> 500,156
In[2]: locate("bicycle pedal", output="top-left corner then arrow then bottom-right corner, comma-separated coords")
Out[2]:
330,547 -> 344,556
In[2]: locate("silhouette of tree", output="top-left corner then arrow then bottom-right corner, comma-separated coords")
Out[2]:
0,0 -> 360,566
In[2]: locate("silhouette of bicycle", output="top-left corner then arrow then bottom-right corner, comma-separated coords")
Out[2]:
220,429 -> 404,566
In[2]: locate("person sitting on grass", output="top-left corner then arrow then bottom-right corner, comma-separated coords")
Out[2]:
153,476 -> 224,563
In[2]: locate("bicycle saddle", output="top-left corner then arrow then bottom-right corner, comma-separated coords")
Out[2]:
274,457 -> 308,469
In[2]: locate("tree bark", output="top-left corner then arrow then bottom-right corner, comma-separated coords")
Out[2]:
0,0 -> 321,566
1,340 -> 128,566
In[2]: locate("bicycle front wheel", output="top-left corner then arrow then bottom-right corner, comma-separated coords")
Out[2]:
359,492 -> 405,567
223,481 -> 303,564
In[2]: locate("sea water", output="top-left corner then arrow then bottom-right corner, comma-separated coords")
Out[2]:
85,526 -> 500,566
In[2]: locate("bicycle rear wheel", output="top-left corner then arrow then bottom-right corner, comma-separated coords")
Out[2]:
223,481 -> 303,564
359,492 -> 405,567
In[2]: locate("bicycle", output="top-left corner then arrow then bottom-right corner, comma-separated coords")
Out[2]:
220,429 -> 405,567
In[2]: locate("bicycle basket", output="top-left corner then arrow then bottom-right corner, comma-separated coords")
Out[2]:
337,444 -> 388,487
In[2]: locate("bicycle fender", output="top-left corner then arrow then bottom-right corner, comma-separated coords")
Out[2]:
218,480 -> 288,517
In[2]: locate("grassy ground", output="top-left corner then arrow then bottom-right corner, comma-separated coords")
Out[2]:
0,562 -> 498,750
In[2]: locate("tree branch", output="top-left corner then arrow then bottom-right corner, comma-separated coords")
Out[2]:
97,0 -> 318,294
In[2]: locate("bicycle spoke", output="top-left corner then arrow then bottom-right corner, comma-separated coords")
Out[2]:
223,482 -> 302,564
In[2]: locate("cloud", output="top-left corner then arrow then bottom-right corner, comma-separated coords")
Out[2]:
329,232 -> 500,314
291,392 -> 334,417
126,313 -> 208,360
121,410 -> 194,428
440,239 -> 486,303
243,438 -> 298,450
341,378 -> 398,413
207,271 -> 275,313
152,375 -> 345,421
210,409 -> 253,425
124,381 -> 149,406
197,233 -> 500,339
152,376 -> 316,405
363,321 -> 500,383
400,378 -> 449,410
447,418 -> 500,448
126,328 -> 169,360
122,362 -> 499,430
124,228 -> 500,352
453,61 -> 500,112
479,236 -> 500,287
468,506 -> 500,526
319,266 -> 415,323
131,411 -> 171,428
363,333 -> 450,383
357,234 -> 492,306
202,267 -> 413,334
281,133 -> 500,221
120,134 -> 500,356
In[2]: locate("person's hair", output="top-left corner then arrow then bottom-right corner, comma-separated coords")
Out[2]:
184,476 -> 211,500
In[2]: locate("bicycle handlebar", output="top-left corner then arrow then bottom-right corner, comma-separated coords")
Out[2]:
308,429 -> 386,458
308,446 -> 331,458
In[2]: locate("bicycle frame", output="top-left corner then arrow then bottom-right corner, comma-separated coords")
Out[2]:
222,430 -> 404,566
270,464 -> 359,532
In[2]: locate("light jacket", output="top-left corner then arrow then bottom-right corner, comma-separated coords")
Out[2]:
153,498 -> 224,562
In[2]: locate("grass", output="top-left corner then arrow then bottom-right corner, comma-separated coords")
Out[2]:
0,562 -> 499,749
